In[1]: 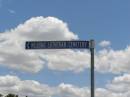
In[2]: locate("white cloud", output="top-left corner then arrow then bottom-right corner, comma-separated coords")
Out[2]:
0,75 -> 54,97
58,83 -> 89,97
0,16 -> 88,73
96,46 -> 130,74
107,74 -> 130,93
0,16 -> 130,74
50,77 -> 130,97
99,40 -> 111,47
15,16 -> 78,41
43,50 -> 90,73
0,75 -> 89,97
0,75 -> 130,97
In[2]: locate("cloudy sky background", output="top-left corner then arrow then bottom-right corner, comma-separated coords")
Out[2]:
0,0 -> 130,97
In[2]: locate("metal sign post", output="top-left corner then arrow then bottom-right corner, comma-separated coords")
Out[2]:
89,40 -> 95,97
25,40 -> 95,97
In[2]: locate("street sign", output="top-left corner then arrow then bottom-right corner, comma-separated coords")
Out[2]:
25,41 -> 90,49
25,39 -> 95,97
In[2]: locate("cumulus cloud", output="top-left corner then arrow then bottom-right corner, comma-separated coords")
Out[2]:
44,50 -> 90,72
107,74 -> 130,93
0,75 -> 130,97
58,83 -> 89,97
96,46 -> 130,74
0,16 -> 85,73
99,40 -> 111,48
0,75 -> 54,97
57,74 -> 130,97
0,16 -> 130,74
0,75 -> 89,97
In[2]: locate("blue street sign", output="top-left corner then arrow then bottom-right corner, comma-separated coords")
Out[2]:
25,41 -> 90,49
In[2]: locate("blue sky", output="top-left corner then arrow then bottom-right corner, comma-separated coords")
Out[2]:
0,0 -> 130,47
0,0 -> 130,97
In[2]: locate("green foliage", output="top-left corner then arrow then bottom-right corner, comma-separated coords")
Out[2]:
5,94 -> 17,97
0,93 -> 27,97
0,94 -> 3,97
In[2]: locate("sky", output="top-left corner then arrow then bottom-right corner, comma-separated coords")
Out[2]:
0,0 -> 130,97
